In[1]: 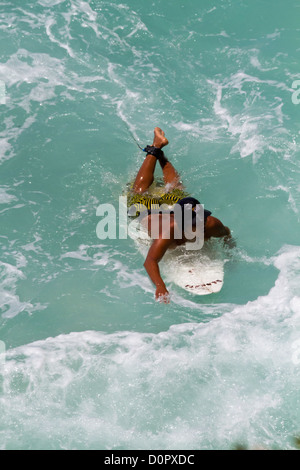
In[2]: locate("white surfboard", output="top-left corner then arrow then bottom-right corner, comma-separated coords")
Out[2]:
162,247 -> 224,295
128,218 -> 224,296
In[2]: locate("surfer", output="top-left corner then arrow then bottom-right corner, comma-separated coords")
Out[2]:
129,127 -> 231,302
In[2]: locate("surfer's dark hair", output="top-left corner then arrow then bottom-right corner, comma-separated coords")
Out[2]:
175,197 -> 212,228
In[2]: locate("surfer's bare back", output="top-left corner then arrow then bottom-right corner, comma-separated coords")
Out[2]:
129,127 -> 231,303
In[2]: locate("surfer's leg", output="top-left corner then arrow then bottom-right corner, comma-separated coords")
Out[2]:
132,154 -> 157,194
159,156 -> 184,191
132,127 -> 168,194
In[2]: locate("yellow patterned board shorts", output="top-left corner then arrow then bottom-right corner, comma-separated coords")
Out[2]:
126,181 -> 190,217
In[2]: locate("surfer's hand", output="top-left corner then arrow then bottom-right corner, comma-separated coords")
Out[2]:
155,286 -> 170,303
223,234 -> 236,249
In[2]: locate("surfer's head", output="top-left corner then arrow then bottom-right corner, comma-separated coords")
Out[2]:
175,197 -> 201,228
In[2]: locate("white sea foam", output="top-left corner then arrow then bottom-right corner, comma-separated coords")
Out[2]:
0,44 -> 106,163
211,82 -> 267,161
38,0 -> 66,5
0,259 -> 44,319
45,17 -> 75,59
174,71 -> 298,181
0,187 -> 17,204
0,48 -> 105,111
0,114 -> 37,164
60,244 -> 153,295
0,245 -> 299,449
268,185 -> 299,214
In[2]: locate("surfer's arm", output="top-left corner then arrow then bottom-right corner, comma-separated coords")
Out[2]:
206,216 -> 231,240
143,238 -> 172,302
209,217 -> 236,247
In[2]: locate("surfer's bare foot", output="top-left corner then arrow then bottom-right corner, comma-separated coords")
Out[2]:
152,127 -> 169,149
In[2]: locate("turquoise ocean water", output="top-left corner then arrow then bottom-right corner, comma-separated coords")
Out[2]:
0,0 -> 300,450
